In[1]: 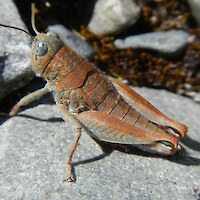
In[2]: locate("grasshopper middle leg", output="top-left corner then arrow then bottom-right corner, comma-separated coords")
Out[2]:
59,105 -> 83,182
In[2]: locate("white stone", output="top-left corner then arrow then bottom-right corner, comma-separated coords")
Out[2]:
88,0 -> 140,35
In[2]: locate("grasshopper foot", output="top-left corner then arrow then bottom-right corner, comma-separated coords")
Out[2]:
65,163 -> 75,182
65,176 -> 75,182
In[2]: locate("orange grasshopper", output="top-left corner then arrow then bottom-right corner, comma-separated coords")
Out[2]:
0,4 -> 187,182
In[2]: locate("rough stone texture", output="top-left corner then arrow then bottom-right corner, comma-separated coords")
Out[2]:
48,24 -> 95,59
0,87 -> 199,200
88,0 -> 140,35
0,0 -> 33,100
188,0 -> 200,25
114,30 -> 189,57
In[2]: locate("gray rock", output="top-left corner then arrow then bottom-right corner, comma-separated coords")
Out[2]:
88,0 -> 140,35
188,0 -> 200,25
48,24 -> 95,59
0,0 -> 33,100
114,30 -> 189,57
0,87 -> 199,200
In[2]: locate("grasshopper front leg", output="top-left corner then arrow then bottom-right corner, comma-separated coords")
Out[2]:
10,84 -> 51,116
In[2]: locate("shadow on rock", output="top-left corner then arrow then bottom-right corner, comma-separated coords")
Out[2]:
1,114 -> 200,167
73,139 -> 200,168
180,135 -> 200,152
0,113 -> 63,125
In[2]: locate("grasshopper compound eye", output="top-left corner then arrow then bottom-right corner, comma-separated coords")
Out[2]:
34,40 -> 48,56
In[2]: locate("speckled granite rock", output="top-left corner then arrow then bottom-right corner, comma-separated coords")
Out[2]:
0,0 -> 33,100
0,87 -> 199,200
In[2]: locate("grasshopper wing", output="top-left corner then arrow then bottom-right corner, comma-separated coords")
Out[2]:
77,111 -> 179,155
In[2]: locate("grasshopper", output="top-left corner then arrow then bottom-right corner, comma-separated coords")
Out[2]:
0,4 -> 188,182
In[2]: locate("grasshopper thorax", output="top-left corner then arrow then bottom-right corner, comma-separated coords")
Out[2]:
31,33 -> 64,76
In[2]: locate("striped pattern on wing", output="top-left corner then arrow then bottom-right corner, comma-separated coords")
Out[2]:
77,110 -> 178,148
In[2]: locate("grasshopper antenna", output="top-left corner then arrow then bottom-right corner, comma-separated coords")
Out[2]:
31,3 -> 40,35
0,3 -> 40,37
0,23 -> 33,38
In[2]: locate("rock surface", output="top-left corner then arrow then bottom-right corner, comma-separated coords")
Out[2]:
0,87 -> 199,200
88,0 -> 140,35
48,24 -> 95,59
114,30 -> 189,57
0,0 -> 33,100
188,0 -> 200,25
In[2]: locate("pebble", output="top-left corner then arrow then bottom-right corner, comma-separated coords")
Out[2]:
114,30 -> 189,57
88,0 -> 140,35
188,0 -> 200,25
186,91 -> 200,103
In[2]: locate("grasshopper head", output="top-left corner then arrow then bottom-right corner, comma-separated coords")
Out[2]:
0,4 -> 65,77
31,32 -> 64,76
